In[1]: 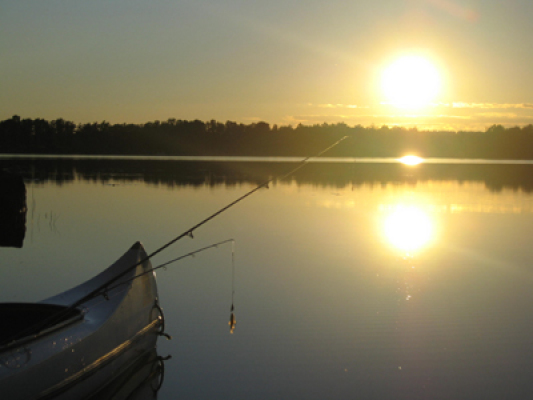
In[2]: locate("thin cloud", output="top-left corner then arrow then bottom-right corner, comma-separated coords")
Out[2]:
312,103 -> 369,109
475,112 -> 518,118
284,115 -> 355,125
452,102 -> 533,109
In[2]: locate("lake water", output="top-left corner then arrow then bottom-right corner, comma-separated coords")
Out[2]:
2,156 -> 533,399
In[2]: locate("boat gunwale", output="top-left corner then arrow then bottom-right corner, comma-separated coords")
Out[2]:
37,318 -> 161,400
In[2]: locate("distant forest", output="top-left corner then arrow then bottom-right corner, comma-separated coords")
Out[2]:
2,115 -> 533,159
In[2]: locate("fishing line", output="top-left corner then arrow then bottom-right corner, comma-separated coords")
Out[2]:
229,240 -> 236,334
231,239 -> 235,307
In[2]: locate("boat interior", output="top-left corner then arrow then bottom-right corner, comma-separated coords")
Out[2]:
0,303 -> 82,348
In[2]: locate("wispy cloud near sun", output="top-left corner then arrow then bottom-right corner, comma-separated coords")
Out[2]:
313,103 -> 369,109
451,103 -> 533,109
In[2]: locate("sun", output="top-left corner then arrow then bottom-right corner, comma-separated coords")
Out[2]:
381,56 -> 442,109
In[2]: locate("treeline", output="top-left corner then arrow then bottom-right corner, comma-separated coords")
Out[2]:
2,115 -> 533,158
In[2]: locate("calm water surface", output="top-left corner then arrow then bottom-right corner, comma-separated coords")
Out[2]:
2,157 -> 533,399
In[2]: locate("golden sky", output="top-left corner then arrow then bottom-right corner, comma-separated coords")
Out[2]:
1,0 -> 532,131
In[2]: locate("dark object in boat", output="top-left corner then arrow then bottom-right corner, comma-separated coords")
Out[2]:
0,170 -> 27,248
0,242 -> 166,400
0,303 -> 82,348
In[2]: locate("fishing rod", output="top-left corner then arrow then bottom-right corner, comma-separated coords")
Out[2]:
21,136 -> 348,338
69,135 -> 349,309
101,239 -> 235,295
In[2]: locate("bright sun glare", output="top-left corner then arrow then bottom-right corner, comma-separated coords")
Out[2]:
384,206 -> 433,252
382,56 -> 441,109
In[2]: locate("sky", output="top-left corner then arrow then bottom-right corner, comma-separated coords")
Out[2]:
1,0 -> 533,131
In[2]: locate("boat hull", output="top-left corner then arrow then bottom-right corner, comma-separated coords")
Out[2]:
0,242 -> 162,400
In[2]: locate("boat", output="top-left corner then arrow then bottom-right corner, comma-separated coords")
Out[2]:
0,242 -> 167,400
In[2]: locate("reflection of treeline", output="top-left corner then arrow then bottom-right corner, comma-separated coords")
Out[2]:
2,115 -> 533,159
3,158 -> 533,193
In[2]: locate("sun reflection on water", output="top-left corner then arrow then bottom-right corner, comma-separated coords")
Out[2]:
399,155 -> 424,165
383,205 -> 433,252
